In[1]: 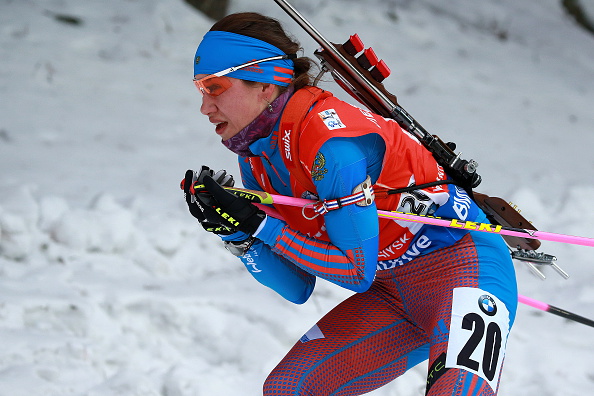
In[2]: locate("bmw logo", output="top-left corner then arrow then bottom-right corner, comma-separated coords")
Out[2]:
478,294 -> 497,316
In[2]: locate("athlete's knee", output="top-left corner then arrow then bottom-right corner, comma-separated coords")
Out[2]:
263,364 -> 326,396
263,366 -> 301,395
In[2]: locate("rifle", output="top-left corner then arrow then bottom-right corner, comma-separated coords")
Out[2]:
272,0 -> 567,278
273,0 -> 480,192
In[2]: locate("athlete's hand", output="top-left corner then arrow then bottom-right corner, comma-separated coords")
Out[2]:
182,167 -> 236,235
196,175 -> 266,235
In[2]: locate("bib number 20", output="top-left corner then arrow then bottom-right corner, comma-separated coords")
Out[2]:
457,312 -> 502,381
446,288 -> 510,392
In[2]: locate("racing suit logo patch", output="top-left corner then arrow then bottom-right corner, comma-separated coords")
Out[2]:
318,109 -> 346,130
311,152 -> 328,181
300,324 -> 325,343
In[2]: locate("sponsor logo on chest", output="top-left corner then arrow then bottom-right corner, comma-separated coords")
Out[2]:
377,235 -> 432,270
282,126 -> 292,161
318,109 -> 346,130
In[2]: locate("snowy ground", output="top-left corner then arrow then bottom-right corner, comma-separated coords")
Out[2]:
1,0 -> 593,395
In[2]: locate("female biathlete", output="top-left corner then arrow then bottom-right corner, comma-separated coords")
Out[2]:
182,12 -> 518,396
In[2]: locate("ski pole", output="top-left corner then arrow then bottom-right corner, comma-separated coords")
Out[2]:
187,183 -> 594,328
215,185 -> 594,248
518,295 -> 594,328
258,188 -> 594,327
257,188 -> 594,328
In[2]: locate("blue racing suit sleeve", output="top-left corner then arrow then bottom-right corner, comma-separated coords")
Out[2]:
253,135 -> 384,294
237,159 -> 317,303
217,228 -> 315,304
237,239 -> 316,304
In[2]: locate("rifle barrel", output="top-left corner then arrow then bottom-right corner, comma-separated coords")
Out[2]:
272,0 -> 405,125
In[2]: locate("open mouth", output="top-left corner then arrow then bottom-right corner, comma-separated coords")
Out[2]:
215,122 -> 228,134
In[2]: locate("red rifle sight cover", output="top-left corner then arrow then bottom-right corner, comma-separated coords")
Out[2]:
364,48 -> 379,66
357,47 -> 379,69
343,34 -> 364,55
370,59 -> 391,82
375,60 -> 390,78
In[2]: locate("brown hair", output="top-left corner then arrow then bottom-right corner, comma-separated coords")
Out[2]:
209,12 -> 314,91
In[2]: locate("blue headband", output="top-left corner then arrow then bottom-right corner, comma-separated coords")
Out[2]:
194,31 -> 294,87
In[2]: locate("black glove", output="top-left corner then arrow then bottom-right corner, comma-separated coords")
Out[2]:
183,167 -> 236,235
196,175 -> 266,235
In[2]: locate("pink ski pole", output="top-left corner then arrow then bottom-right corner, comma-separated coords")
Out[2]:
183,178 -> 594,248
518,295 -> 594,328
217,186 -> 594,327
229,187 -> 594,248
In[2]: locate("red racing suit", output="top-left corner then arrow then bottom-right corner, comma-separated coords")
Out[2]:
233,87 -> 516,396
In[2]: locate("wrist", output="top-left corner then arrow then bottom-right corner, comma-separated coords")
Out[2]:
221,230 -> 251,242
252,216 -> 268,238
223,236 -> 256,257
253,216 -> 286,246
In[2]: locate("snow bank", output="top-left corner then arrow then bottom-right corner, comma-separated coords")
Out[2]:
1,0 -> 593,395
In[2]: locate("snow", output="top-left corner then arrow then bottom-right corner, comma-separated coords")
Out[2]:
1,0 -> 593,394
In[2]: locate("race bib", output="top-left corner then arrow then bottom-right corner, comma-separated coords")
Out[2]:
446,287 -> 510,392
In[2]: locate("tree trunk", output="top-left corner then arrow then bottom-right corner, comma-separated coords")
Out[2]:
184,0 -> 229,21
561,0 -> 594,35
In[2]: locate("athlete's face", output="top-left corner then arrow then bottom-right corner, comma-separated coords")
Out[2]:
197,76 -> 278,141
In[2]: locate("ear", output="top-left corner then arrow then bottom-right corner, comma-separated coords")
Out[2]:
260,83 -> 281,101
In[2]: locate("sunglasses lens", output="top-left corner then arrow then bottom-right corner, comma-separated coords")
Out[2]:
193,75 -> 233,96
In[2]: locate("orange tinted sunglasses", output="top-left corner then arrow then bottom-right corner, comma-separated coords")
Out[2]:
193,75 -> 233,96
193,54 -> 295,96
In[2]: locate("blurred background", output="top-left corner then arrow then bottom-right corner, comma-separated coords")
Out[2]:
1,0 -> 593,395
